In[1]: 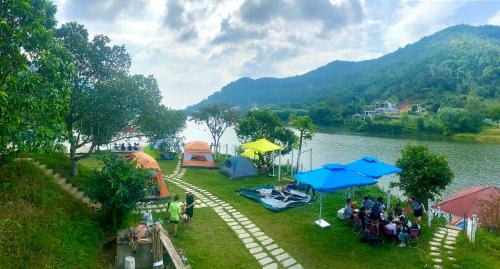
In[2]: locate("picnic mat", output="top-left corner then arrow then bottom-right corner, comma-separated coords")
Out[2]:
236,184 -> 312,211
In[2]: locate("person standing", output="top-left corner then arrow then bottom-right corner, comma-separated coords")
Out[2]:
168,195 -> 181,237
185,192 -> 195,228
410,196 -> 425,227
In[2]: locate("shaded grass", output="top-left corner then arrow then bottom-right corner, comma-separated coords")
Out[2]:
446,229 -> 500,268
0,161 -> 107,268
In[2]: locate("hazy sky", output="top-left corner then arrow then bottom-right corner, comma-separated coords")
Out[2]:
53,0 -> 500,109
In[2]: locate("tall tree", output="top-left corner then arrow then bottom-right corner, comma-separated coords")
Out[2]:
393,144 -> 454,202
55,22 -> 133,175
0,0 -> 73,153
289,115 -> 317,172
191,104 -> 239,155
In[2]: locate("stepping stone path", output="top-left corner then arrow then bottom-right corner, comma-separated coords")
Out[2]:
14,158 -> 101,209
429,226 -> 460,269
165,161 -> 303,269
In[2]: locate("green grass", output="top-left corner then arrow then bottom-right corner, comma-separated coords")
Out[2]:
157,158 -> 179,176
144,145 -> 161,159
445,229 -> 500,268
27,151 -> 104,192
0,160 -> 107,268
158,158 -> 439,269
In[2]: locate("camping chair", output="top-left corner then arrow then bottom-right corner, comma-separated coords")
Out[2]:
352,215 -> 364,234
383,227 -> 399,245
367,222 -> 379,236
408,229 -> 420,248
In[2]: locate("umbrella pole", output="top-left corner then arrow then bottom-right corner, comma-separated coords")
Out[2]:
319,192 -> 323,221
278,150 -> 281,182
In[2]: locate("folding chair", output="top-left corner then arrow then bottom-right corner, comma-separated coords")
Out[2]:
408,229 -> 420,248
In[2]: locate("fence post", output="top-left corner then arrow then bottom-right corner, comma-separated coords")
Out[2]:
471,214 -> 478,244
427,199 -> 432,227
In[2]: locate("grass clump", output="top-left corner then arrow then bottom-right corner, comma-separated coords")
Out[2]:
0,161 -> 106,268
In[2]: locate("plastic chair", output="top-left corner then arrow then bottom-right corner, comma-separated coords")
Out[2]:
352,215 -> 363,234
408,229 -> 420,248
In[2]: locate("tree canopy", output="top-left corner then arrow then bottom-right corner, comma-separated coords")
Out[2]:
393,144 -> 454,202
191,103 -> 239,154
1,0 -> 73,153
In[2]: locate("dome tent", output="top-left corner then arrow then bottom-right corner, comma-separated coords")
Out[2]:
181,141 -> 216,168
220,156 -> 258,179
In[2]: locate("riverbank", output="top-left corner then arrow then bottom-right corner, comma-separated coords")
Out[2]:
316,124 -> 500,144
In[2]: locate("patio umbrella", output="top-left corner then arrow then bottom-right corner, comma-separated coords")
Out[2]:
345,156 -> 402,179
295,164 -> 377,227
345,156 -> 402,207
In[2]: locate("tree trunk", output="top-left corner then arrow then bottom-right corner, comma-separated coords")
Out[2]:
70,143 -> 79,176
295,131 -> 303,173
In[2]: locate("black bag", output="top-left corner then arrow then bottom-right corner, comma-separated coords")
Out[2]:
360,234 -> 382,247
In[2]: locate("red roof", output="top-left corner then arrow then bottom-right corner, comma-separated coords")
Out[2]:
433,186 -> 500,217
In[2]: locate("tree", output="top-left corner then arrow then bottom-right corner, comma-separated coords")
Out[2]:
87,154 -> 151,229
0,0 -> 73,153
236,109 -> 296,167
490,106 -> 500,127
191,104 -> 239,155
289,115 -> 317,172
393,144 -> 454,202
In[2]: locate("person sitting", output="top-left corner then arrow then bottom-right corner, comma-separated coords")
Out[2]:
120,143 -> 126,151
362,196 -> 374,210
393,203 -> 403,217
343,199 -> 353,220
358,206 -> 368,230
398,216 -> 411,247
385,216 -> 397,235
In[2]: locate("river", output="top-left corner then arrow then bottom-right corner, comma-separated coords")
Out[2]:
182,120 -> 500,197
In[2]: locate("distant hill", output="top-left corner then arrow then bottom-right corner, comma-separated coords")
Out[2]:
188,25 -> 499,111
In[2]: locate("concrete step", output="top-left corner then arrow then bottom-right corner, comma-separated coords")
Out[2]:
68,187 -> 79,195
45,169 -> 53,175
74,191 -> 85,200
39,164 -> 47,169
57,177 -> 67,186
53,173 -> 60,180
62,183 -> 73,191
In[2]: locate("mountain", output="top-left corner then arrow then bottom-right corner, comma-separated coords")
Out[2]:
188,25 -> 499,110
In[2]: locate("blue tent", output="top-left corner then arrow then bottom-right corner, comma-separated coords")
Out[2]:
220,156 -> 258,179
345,156 -> 402,179
294,164 -> 377,227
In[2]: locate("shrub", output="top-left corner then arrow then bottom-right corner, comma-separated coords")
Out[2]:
87,154 -> 151,229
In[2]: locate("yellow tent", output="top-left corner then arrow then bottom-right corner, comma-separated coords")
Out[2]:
241,138 -> 283,153
241,148 -> 258,159
241,138 -> 283,181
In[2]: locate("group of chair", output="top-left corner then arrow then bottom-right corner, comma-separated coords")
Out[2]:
345,215 -> 420,247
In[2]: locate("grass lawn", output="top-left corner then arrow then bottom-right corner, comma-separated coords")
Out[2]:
0,160 -> 107,268
144,145 -> 161,159
446,229 -> 500,268
158,159 -> 439,269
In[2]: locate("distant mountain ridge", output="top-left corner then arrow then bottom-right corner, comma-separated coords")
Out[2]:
188,25 -> 499,111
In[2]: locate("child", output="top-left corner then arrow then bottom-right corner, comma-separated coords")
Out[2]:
168,195 -> 181,236
185,191 -> 195,228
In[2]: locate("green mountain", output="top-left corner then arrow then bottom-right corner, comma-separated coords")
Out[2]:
189,25 -> 499,110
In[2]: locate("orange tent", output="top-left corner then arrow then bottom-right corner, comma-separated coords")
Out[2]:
125,152 -> 169,197
181,141 -> 216,168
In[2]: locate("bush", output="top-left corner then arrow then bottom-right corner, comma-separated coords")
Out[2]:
393,144 -> 454,201
87,154 -> 151,229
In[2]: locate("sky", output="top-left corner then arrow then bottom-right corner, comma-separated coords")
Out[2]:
52,0 -> 500,109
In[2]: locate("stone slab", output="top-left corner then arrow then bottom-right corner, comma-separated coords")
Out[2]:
249,246 -> 263,254
281,257 -> 296,267
276,253 -> 290,262
262,262 -> 278,269
265,244 -> 279,251
261,239 -> 273,246
245,242 -> 259,249
254,252 -> 267,260
258,257 -> 273,266
271,248 -> 285,256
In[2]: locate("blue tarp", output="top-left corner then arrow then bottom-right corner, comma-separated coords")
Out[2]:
294,164 -> 377,193
345,156 -> 402,179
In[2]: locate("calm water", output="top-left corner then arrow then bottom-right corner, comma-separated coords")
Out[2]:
182,120 -> 500,197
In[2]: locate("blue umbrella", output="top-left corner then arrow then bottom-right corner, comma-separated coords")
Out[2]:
345,156 -> 402,179
295,164 -> 377,227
